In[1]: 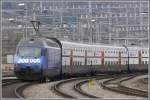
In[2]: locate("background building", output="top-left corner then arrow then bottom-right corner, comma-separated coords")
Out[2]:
2,0 -> 149,63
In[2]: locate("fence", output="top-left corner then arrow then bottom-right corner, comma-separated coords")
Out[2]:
2,64 -> 14,77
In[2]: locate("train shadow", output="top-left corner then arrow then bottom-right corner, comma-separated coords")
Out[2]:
18,70 -> 148,83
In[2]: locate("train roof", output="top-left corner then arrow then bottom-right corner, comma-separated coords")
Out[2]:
61,41 -> 148,50
17,37 -> 60,48
17,36 -> 148,50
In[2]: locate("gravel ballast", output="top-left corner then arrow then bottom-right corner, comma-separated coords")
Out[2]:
81,79 -> 146,99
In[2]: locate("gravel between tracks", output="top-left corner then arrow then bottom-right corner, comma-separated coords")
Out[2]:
23,82 -> 62,98
23,78 -> 91,98
121,75 -> 148,92
57,78 -> 89,98
22,75 -> 148,99
81,78 -> 145,99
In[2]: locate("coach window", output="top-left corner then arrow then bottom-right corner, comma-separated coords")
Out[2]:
90,61 -> 92,65
111,61 -> 113,64
95,60 -> 97,64
105,61 -> 107,65
75,62 -> 77,66
116,51 -> 118,54
114,61 -> 116,64
145,61 -> 147,64
116,61 -> 118,64
107,61 -> 110,65
72,62 -> 74,66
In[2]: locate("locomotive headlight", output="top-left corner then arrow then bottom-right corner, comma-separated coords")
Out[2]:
17,58 -> 41,64
29,59 -> 41,63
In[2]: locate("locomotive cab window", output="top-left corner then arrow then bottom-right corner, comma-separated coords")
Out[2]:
17,47 -> 41,58
42,49 -> 47,56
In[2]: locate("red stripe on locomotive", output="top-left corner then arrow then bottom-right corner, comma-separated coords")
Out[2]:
84,50 -> 87,65
70,49 -> 73,74
138,50 -> 142,69
101,51 -> 107,72
118,51 -> 122,71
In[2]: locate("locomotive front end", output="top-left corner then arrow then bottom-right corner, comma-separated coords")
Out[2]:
14,47 -> 43,80
13,38 -> 47,80
14,37 -> 62,81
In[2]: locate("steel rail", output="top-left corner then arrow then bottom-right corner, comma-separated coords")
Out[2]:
2,79 -> 20,86
101,74 -> 148,98
53,77 -> 88,98
74,79 -> 98,98
15,82 -> 38,98
53,74 -> 115,98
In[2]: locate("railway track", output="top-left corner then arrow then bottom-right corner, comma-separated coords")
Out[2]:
2,78 -> 20,86
2,78 -> 37,98
15,82 -> 38,98
101,74 -> 148,98
73,74 -> 132,98
53,77 -> 88,98
141,77 -> 148,84
52,74 -> 118,98
74,79 -> 98,98
2,73 -> 147,98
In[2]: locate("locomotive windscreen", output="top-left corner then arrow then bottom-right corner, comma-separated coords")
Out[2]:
17,47 -> 41,58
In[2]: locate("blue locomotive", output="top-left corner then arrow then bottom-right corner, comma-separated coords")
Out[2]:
14,36 -> 61,80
